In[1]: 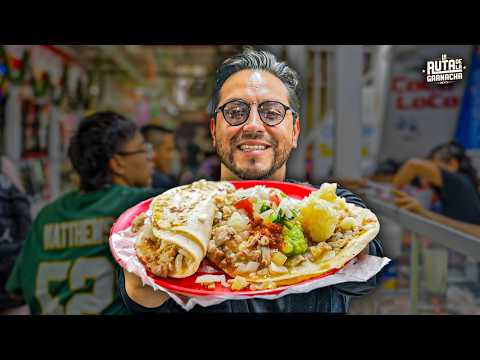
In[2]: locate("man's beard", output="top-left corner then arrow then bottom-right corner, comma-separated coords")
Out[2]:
214,132 -> 292,180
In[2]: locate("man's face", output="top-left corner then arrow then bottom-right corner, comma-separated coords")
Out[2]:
113,132 -> 154,187
149,132 -> 175,173
210,70 -> 300,180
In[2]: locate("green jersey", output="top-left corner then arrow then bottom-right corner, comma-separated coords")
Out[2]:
6,185 -> 161,315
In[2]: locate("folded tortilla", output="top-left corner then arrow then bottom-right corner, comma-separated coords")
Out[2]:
136,180 -> 234,278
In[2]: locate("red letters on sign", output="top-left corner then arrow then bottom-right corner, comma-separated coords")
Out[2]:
391,76 -> 459,110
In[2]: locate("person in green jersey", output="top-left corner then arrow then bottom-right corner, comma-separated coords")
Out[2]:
6,111 -> 165,315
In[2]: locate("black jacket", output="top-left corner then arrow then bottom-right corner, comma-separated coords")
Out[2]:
118,182 -> 383,313
0,173 -> 31,310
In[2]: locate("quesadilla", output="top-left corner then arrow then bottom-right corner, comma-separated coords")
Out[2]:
132,180 -> 235,278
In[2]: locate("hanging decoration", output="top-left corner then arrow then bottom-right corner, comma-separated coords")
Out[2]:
0,45 -> 99,111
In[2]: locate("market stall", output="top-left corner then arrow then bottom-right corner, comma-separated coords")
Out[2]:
0,45 -> 103,214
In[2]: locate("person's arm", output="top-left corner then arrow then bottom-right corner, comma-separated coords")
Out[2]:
393,190 -> 480,238
392,158 -> 443,189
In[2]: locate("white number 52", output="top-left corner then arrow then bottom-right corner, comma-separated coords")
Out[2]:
36,257 -> 114,315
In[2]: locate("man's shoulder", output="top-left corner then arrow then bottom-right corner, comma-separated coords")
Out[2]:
152,171 -> 177,189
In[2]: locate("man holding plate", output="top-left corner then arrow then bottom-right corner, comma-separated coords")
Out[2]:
119,48 -> 384,313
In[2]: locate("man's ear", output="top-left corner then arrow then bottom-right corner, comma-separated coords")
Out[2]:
210,117 -> 217,148
108,155 -> 125,177
292,117 -> 301,149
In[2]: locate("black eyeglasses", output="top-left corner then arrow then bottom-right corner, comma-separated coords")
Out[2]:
117,143 -> 153,157
215,100 -> 297,127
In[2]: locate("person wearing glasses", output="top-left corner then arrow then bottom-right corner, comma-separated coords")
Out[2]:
5,112 -> 167,314
119,47 -> 384,314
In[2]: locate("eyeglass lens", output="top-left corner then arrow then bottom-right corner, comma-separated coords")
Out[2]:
222,101 -> 287,126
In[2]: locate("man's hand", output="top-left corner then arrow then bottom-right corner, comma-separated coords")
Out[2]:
392,189 -> 425,214
124,270 -> 170,309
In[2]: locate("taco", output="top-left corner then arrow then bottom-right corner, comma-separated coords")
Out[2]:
132,180 -> 235,278
206,183 -> 380,289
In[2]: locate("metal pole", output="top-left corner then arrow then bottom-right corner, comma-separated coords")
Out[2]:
49,106 -> 61,200
410,232 -> 420,314
313,51 -> 322,128
285,45 -> 308,181
333,45 -> 363,179
5,86 -> 22,162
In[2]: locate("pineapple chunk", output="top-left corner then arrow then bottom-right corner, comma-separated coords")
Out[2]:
321,250 -> 337,262
309,244 -> 329,261
271,251 -> 288,266
269,262 -> 289,275
300,199 -> 339,242
340,217 -> 356,231
230,276 -> 249,291
317,183 -> 338,203
336,197 -> 347,210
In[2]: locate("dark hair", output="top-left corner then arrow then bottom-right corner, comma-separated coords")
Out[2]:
140,124 -> 174,137
429,140 -> 480,191
208,47 -> 302,122
68,111 -> 138,192
375,159 -> 403,176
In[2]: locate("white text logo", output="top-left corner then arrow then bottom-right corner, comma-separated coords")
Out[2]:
422,54 -> 466,84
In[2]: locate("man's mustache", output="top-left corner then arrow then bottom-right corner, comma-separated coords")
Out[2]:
230,132 -> 277,148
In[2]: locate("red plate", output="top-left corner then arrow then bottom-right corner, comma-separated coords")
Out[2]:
109,180 -> 343,297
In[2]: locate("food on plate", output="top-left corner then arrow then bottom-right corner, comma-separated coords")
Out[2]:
132,180 -> 235,278
129,180 -> 380,290
194,274 -> 228,289
206,182 -> 379,288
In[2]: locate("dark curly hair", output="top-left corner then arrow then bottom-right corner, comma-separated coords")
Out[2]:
68,111 -> 138,192
429,140 -> 480,191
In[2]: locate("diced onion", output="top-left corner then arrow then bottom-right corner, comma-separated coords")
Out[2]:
269,262 -> 289,275
271,251 -> 288,266
340,217 -> 356,231
259,209 -> 274,221
175,254 -> 184,273
320,250 -> 336,262
230,276 -> 249,290
227,212 -> 250,232
195,275 -> 227,284
235,261 -> 259,273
